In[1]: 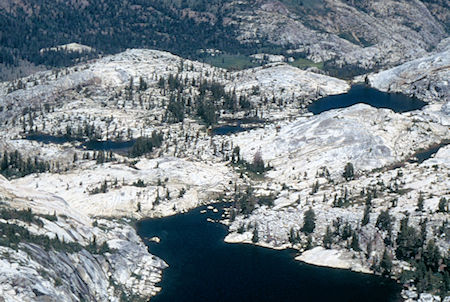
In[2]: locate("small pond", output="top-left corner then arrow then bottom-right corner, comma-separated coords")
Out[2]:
25,134 -> 136,154
80,139 -> 135,152
411,141 -> 449,164
25,134 -> 79,144
212,125 -> 253,135
25,134 -> 135,153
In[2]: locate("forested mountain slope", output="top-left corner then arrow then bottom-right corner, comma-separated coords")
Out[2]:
0,0 -> 448,80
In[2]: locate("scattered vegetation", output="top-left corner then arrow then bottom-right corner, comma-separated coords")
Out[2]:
230,147 -> 271,178
132,179 -> 147,188
0,207 -> 113,255
395,216 -> 449,296
0,207 -> 45,226
89,180 -> 109,195
288,227 -> 301,245
232,185 -> 276,216
202,54 -> 259,70
0,222 -> 83,253
289,58 -> 323,70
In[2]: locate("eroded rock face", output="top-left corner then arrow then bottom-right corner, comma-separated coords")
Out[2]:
227,63 -> 349,103
0,176 -> 167,302
231,103 -> 449,176
369,39 -> 450,103
227,0 -> 447,73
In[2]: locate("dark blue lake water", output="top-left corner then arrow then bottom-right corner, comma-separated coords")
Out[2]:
412,141 -> 449,164
25,134 -> 78,144
25,134 -> 135,152
81,139 -> 135,151
137,206 -> 401,302
212,125 -> 251,135
308,85 -> 427,114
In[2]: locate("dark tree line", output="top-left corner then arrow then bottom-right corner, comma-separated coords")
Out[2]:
0,207 -> 111,255
0,149 -> 51,179
0,0 -> 278,69
129,131 -> 164,158
393,216 -> 449,295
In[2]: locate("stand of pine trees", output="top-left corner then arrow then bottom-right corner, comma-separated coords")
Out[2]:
0,150 -> 51,179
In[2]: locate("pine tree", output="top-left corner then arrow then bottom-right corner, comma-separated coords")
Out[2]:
158,77 -> 165,89
96,151 -> 105,164
289,228 -> 295,244
376,210 -> 393,232
252,151 -> 265,174
396,216 -> 421,261
341,222 -> 352,240
380,250 -> 392,276
301,208 -> 316,235
417,192 -> 424,212
362,204 -> 370,226
231,146 -> 240,163
252,225 -> 259,243
139,76 -> 148,91
423,239 -> 441,272
438,197 -> 448,213
154,190 -> 160,206
323,226 -> 333,249
305,235 -> 313,250
343,162 -> 354,181
311,180 -> 319,194
350,232 -> 361,251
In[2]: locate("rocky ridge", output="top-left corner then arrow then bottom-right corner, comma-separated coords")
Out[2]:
369,38 -> 450,104
0,174 -> 167,301
229,0 -> 447,72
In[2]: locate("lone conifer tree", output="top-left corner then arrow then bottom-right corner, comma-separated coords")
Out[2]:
417,192 -> 424,212
301,208 -> 316,235
252,225 -> 259,243
252,151 -> 265,174
343,162 -> 354,181
323,226 -> 333,249
380,250 -> 392,276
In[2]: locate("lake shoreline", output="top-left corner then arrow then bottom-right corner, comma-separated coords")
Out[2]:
136,204 -> 402,302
